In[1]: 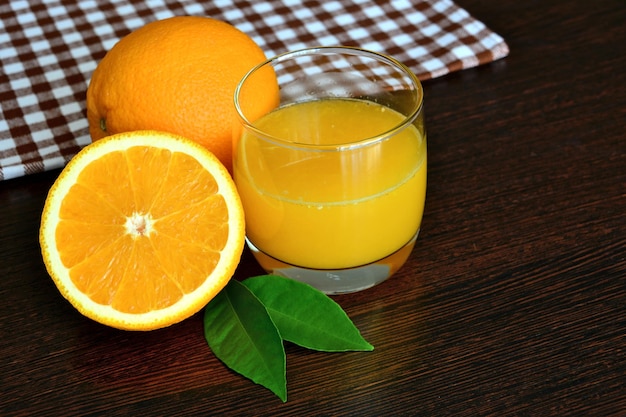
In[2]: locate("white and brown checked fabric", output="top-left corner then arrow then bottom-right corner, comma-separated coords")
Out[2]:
0,0 -> 509,180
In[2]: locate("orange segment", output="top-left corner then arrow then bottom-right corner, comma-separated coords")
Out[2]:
40,130 -> 245,330
124,146 -> 173,214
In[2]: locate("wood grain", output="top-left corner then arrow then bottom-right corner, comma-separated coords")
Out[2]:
1,0 -> 624,415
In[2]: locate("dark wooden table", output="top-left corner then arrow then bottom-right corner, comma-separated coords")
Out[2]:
1,0 -> 624,415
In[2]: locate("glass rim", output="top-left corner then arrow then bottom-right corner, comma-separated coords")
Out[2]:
234,45 -> 424,152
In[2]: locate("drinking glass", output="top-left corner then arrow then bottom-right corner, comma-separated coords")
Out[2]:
233,46 -> 426,294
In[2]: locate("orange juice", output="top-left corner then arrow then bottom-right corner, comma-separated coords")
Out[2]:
234,98 -> 426,269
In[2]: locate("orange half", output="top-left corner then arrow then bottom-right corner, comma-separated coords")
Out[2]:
39,130 -> 245,330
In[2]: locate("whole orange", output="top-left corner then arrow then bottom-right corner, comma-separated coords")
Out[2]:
86,16 -> 278,172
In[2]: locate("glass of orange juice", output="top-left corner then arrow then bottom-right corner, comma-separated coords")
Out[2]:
233,46 -> 426,294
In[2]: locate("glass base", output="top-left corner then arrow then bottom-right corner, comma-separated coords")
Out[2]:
246,231 -> 418,294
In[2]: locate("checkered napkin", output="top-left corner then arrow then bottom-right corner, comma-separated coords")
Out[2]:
0,0 -> 508,181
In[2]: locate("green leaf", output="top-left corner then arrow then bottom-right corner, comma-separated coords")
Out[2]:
204,279 -> 287,402
242,275 -> 374,352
